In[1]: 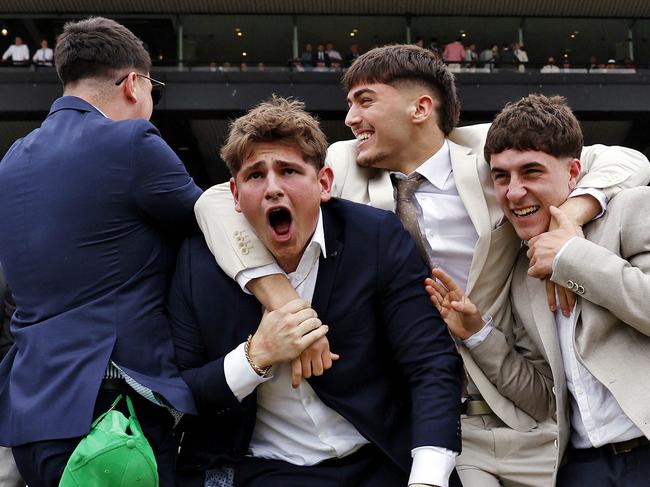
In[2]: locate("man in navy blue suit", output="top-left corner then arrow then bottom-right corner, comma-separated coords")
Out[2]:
169,97 -> 463,487
0,17 -> 201,486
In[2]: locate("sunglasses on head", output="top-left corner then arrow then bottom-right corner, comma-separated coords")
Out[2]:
115,73 -> 165,106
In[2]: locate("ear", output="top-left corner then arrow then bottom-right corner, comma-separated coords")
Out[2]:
568,158 -> 581,191
229,177 -> 242,212
411,94 -> 436,125
120,72 -> 138,104
318,166 -> 334,202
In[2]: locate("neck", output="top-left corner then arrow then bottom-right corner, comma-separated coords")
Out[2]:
393,126 -> 446,174
63,81 -> 127,120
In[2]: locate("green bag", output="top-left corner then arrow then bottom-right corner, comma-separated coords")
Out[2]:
59,394 -> 159,487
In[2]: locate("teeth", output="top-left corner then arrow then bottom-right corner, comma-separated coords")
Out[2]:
357,133 -> 373,141
512,206 -> 540,217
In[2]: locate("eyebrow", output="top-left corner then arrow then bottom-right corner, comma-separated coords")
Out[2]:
490,161 -> 545,174
347,88 -> 376,104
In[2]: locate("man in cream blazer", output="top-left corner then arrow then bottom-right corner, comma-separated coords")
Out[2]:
194,46 -> 650,486
429,94 -> 650,486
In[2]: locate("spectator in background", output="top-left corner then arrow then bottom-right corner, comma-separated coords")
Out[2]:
32,39 -> 53,66
300,43 -> 314,67
513,42 -> 528,71
465,43 -> 478,67
499,43 -> 518,68
314,43 -> 329,67
414,36 -> 425,48
0,263 -> 25,487
443,37 -> 465,66
480,43 -> 499,66
345,43 -> 362,66
428,37 -> 441,59
326,41 -> 343,68
541,56 -> 561,72
2,36 -> 30,65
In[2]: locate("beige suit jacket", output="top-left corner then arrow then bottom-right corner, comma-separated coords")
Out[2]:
194,124 -> 650,433
472,186 -> 650,481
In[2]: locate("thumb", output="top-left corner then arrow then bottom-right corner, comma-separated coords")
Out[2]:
549,206 -> 571,228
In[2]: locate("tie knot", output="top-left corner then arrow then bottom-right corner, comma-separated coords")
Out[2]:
395,174 -> 423,200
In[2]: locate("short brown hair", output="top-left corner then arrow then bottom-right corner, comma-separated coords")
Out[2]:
342,44 -> 460,135
484,94 -> 583,163
54,17 -> 151,85
221,96 -> 328,176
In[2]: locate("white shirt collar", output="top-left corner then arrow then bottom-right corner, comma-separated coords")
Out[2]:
392,139 -> 453,190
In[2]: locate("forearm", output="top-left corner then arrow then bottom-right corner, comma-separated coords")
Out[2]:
468,325 -> 555,421
246,274 -> 299,311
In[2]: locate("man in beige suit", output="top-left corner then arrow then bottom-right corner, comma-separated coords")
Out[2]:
195,46 -> 650,486
429,94 -> 650,486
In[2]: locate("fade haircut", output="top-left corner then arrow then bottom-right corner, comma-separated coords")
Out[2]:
342,44 -> 460,135
484,94 -> 583,163
221,96 -> 328,176
54,17 -> 151,85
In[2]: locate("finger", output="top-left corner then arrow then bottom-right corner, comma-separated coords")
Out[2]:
302,355 -> 313,379
330,352 -> 340,361
292,307 -> 319,325
545,279 -> 557,312
311,354 -> 324,376
449,298 -> 476,315
566,287 -> 577,311
281,298 -> 312,314
427,278 -> 450,298
295,317 -> 323,337
291,358 -> 302,388
558,286 -> 573,317
430,268 -> 460,292
549,206 -> 572,229
321,350 -> 332,371
298,324 -> 329,349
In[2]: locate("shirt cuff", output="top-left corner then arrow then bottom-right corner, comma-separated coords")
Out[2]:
569,187 -> 607,220
462,315 -> 494,350
223,342 -> 270,402
408,446 -> 458,487
235,263 -> 285,295
551,236 -> 579,275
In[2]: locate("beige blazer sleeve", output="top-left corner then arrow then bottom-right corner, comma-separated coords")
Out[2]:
577,145 -> 650,200
552,187 -> 650,334
467,275 -> 556,422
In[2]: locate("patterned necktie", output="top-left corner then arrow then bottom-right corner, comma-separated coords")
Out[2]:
394,174 -> 432,269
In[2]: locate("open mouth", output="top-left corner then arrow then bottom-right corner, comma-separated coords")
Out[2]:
511,206 -> 540,217
268,208 -> 292,236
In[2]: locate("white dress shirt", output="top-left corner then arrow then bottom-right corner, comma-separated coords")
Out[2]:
2,44 -> 29,62
552,240 -> 643,449
33,47 -> 53,65
228,210 -> 456,486
392,140 -> 478,293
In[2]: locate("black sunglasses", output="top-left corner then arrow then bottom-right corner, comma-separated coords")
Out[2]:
115,73 -> 165,106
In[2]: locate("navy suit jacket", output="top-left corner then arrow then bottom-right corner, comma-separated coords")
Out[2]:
0,96 -> 201,446
169,198 -> 462,478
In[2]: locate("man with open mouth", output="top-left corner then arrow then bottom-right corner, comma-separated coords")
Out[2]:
168,96 -> 463,487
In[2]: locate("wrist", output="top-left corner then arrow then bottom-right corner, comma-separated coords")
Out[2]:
246,334 -> 273,376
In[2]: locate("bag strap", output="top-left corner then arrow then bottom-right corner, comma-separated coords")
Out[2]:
125,394 -> 137,419
91,394 -> 124,428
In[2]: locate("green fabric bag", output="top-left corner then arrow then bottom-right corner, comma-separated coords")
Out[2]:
59,394 -> 159,487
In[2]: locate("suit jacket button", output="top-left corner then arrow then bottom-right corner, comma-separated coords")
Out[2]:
578,285 -> 585,295
567,280 -> 574,288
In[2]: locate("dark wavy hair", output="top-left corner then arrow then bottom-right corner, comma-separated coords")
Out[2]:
342,44 -> 461,135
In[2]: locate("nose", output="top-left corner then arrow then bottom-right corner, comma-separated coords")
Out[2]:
345,104 -> 360,128
264,172 -> 284,200
507,177 -> 526,202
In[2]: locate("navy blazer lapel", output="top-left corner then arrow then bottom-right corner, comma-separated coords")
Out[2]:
311,203 -> 344,314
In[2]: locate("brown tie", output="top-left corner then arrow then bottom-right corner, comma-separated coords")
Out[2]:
394,174 -> 431,268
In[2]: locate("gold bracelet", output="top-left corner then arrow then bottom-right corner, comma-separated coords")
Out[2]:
244,334 -> 272,377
